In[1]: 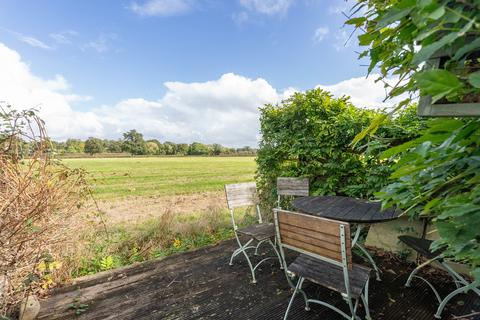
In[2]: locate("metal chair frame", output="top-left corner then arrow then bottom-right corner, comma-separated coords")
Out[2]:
404,254 -> 480,319
225,183 -> 282,284
274,209 -> 371,320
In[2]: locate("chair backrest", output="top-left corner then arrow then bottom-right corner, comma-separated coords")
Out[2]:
274,209 -> 352,270
277,177 -> 309,208
225,182 -> 262,226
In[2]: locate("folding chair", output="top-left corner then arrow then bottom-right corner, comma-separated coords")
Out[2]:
399,235 -> 480,319
276,177 -> 309,209
274,209 -> 371,320
225,182 -> 282,283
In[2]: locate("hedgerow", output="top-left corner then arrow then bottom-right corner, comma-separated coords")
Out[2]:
256,88 -> 424,211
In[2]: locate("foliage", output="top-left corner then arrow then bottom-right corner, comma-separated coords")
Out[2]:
84,137 -> 105,155
347,0 -> 480,279
256,89 -> 424,210
0,106 -> 88,316
377,118 -> 480,279
188,142 -> 212,155
145,141 -> 160,155
347,0 -> 480,138
122,129 -> 147,155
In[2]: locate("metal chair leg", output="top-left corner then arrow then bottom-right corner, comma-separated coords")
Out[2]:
296,277 -> 310,311
283,276 -> 303,320
254,238 -> 268,255
231,235 -> 257,283
268,238 -> 284,270
361,278 -> 371,320
229,238 -> 253,266
405,257 -> 438,287
434,284 -> 472,319
356,243 -> 381,281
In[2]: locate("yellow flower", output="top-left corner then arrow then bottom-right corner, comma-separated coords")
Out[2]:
37,261 -> 46,272
173,238 -> 182,248
50,261 -> 62,270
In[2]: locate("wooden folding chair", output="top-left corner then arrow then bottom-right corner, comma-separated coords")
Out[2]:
276,177 -> 309,209
225,182 -> 282,283
274,209 -> 371,320
399,235 -> 480,319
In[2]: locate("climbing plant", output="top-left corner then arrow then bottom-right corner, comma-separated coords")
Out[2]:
347,0 -> 480,279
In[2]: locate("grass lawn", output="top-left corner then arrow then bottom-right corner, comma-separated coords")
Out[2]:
63,156 -> 256,199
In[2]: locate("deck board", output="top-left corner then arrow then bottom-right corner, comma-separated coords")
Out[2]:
38,240 -> 480,320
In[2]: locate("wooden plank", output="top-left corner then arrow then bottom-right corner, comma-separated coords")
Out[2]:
277,177 -> 309,196
224,182 -> 258,209
279,228 -> 342,252
278,211 -> 343,236
281,235 -> 342,262
277,210 -> 352,269
279,223 -> 341,245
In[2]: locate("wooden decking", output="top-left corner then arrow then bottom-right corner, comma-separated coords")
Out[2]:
38,240 -> 480,319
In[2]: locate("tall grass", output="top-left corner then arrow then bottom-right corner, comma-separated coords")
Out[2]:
59,205 -> 257,279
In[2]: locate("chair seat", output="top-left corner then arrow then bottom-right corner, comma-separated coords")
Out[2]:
288,254 -> 371,298
237,223 -> 275,241
398,235 -> 445,260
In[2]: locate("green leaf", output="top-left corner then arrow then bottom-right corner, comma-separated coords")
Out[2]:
345,17 -> 366,27
468,71 -> 480,89
415,70 -> 462,103
413,20 -> 474,64
453,37 -> 480,60
377,0 -> 415,28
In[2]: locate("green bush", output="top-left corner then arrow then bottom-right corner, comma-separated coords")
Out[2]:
256,88 -> 424,211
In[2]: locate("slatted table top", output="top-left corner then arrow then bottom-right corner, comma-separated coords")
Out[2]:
292,196 -> 400,224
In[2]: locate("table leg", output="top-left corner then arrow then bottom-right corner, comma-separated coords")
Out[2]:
353,225 -> 382,281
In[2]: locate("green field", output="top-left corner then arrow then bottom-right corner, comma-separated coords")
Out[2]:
63,157 -> 256,199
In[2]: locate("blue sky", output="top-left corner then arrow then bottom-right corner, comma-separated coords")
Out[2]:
0,0 -> 396,146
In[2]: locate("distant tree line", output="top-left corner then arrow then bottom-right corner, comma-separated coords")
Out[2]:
49,129 -> 256,156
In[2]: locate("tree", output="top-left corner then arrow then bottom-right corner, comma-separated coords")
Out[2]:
145,141 -> 159,155
176,143 -> 189,155
212,143 -> 224,155
84,137 -> 105,155
122,129 -> 146,155
188,142 -> 210,155
163,141 -> 176,155
106,140 -> 123,153
65,139 -> 84,153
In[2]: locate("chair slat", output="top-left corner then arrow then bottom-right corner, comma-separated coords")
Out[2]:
225,182 -> 258,209
277,210 -> 352,270
277,177 -> 309,196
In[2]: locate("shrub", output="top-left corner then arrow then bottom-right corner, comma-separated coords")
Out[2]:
256,88 -> 424,211
0,106 -> 88,316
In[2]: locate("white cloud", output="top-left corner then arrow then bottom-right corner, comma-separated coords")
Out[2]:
0,42 -> 294,146
18,35 -> 52,50
50,30 -> 78,44
0,43 -> 102,140
317,74 -> 408,110
313,27 -> 329,43
82,33 -> 118,53
0,42 -> 408,147
239,0 -> 293,16
129,0 -> 192,16
95,73 -> 294,146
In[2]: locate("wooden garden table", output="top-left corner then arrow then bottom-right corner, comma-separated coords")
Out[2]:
292,195 -> 400,280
